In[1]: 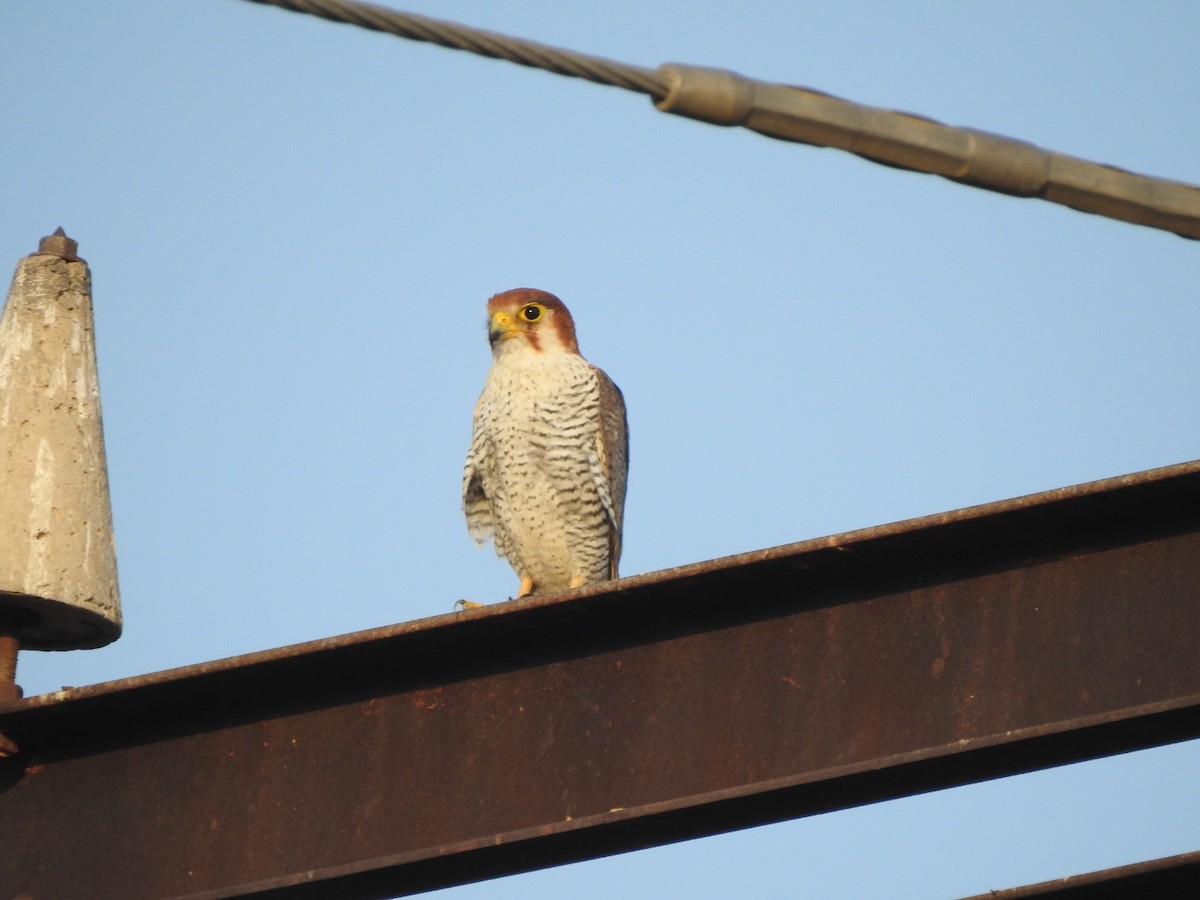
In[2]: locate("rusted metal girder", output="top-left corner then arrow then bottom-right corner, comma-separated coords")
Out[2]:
959,850 -> 1200,899
2,461 -> 1199,899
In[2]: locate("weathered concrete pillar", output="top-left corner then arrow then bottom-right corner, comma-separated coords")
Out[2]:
0,229 -> 121,704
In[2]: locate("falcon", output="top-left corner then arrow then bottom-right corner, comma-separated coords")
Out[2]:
463,288 -> 628,598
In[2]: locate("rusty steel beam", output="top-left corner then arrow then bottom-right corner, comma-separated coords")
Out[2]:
2,460 -> 1199,898
958,850 -> 1200,899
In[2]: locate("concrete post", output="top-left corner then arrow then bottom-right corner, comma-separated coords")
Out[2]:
0,229 -> 121,701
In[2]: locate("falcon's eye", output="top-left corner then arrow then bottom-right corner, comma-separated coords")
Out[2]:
521,305 -> 543,322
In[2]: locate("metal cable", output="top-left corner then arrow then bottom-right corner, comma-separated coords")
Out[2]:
239,0 -> 1200,239
240,0 -> 671,99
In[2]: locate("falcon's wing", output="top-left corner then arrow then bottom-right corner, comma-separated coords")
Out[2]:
593,367 -> 629,577
462,395 -> 495,546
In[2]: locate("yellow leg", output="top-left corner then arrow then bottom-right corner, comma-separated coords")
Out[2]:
569,574 -> 587,589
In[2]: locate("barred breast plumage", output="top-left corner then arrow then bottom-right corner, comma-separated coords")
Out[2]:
463,288 -> 628,599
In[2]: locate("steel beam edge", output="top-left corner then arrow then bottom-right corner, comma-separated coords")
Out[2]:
957,849 -> 1200,899
3,457 -> 1198,738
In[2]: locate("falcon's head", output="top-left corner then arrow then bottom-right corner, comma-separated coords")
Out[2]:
486,288 -> 581,357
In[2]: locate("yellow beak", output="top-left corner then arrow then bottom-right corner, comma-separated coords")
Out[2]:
488,310 -> 519,346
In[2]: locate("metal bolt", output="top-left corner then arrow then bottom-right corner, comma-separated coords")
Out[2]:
35,226 -> 80,261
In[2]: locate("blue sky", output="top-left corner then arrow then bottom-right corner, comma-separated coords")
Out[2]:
3,2 -> 1198,897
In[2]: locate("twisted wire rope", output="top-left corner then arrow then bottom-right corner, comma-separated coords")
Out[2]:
240,0 -> 1200,239
241,0 -> 671,99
